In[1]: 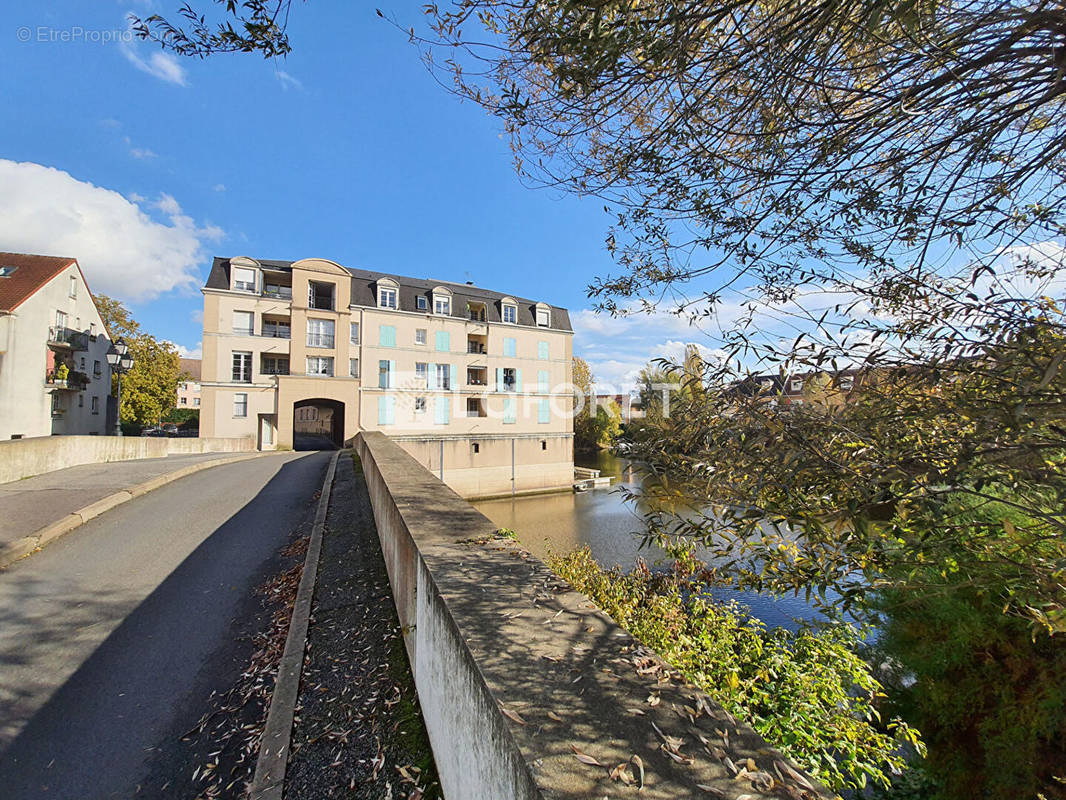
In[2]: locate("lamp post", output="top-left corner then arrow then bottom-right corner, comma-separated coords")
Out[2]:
106,338 -> 134,437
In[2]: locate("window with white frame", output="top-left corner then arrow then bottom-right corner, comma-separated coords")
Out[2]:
91,396 -> 99,415
790,378 -> 804,392
233,267 -> 256,293
90,322 -> 97,338
307,356 -> 334,376
415,362 -> 428,384
436,363 -> 451,390
416,296 -> 428,311
233,310 -> 254,336
415,328 -> 427,345
350,358 -> 360,378
262,356 -> 289,375
434,295 -> 451,315
194,397 -> 200,406
233,393 -> 248,417
502,303 -> 517,324
69,276 -> 77,298
536,307 -> 550,327
306,318 -> 335,348
350,322 -> 360,344
377,281 -> 398,309
232,351 -> 252,382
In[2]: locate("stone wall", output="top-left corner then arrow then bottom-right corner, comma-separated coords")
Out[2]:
355,431 -> 829,800
0,435 -> 255,484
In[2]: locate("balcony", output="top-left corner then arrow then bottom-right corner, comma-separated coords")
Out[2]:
45,369 -> 90,391
262,321 -> 292,339
305,333 -> 335,349
263,284 -> 293,300
47,326 -> 89,351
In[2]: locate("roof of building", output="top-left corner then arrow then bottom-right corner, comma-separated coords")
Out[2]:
178,358 -> 202,381
0,252 -> 79,312
204,257 -> 573,332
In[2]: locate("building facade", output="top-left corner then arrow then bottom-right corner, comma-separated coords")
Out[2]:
199,257 -> 574,497
177,357 -> 202,409
0,253 -> 113,440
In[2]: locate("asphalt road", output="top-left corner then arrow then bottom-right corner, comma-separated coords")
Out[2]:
0,450 -> 331,799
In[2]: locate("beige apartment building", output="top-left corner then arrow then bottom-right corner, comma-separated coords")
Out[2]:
0,253 -> 113,440
200,256 -> 574,497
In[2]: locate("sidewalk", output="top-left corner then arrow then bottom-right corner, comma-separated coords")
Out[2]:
0,452 -> 259,561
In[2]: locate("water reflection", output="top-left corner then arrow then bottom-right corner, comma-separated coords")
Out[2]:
472,450 -> 826,631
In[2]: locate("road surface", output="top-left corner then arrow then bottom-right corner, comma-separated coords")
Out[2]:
0,450 -> 331,799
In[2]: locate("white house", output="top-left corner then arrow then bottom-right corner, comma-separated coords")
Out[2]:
0,253 -> 114,439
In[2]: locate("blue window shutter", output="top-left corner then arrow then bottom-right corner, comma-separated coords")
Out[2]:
504,337 -> 516,357
496,367 -> 503,392
388,360 -> 396,389
516,369 -> 523,393
378,395 -> 389,425
436,331 -> 449,352
538,341 -> 549,360
380,325 -> 396,347
386,396 -> 395,424
538,370 -> 549,393
538,398 -> 550,424
427,363 -> 436,389
450,364 -> 458,391
503,397 -> 516,424
435,396 -> 449,425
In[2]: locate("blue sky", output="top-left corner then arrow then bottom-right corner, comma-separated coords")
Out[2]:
1,0 -> 728,386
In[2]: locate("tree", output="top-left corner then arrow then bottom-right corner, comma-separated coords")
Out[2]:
95,296 -> 181,427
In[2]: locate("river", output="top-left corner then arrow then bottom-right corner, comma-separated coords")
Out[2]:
472,450 -> 826,630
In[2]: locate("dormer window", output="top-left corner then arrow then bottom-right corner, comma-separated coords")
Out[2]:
535,303 -> 551,328
432,287 -> 452,316
0,265 -> 18,278
501,298 -> 518,324
233,266 -> 256,293
416,296 -> 428,311
377,278 -> 399,310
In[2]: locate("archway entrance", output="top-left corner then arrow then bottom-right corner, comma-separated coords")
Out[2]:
293,399 -> 345,450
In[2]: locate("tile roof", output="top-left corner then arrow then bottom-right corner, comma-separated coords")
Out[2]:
178,358 -> 202,381
0,252 -> 78,312
204,257 -> 573,332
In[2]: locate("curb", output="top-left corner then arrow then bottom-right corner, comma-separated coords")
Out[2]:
250,450 -> 340,800
0,451 -> 269,569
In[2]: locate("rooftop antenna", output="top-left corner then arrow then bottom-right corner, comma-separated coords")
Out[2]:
464,270 -> 474,286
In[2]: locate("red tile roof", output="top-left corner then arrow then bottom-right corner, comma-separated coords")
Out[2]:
0,252 -> 78,312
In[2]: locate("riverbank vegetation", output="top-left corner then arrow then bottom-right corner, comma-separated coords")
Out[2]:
550,547 -> 921,793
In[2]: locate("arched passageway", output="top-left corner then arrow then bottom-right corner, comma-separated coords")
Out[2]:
293,398 -> 345,450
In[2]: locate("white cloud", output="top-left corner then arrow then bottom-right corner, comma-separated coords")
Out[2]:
275,70 -> 304,91
120,41 -> 188,86
124,136 -> 157,160
212,183 -> 226,193
190,308 -> 204,325
0,160 -> 224,302
171,341 -> 202,359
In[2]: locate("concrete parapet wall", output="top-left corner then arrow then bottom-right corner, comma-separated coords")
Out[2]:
0,435 -> 255,484
355,431 -> 829,800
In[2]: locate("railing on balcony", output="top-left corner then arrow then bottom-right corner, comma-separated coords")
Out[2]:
263,284 -> 293,299
262,323 -> 291,339
467,343 -> 486,354
45,369 -> 90,390
467,310 -> 486,322
305,333 -> 335,348
47,326 -> 89,350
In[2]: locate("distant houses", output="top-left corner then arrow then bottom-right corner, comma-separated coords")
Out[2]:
0,253 -> 114,439
177,357 -> 201,410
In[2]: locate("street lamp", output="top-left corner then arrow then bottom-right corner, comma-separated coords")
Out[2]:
106,338 -> 134,437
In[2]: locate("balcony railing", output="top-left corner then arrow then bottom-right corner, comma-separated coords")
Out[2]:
467,310 -> 486,322
467,343 -> 486,354
306,333 -> 335,348
45,369 -> 90,390
48,326 -> 89,350
262,325 -> 291,339
263,285 -> 293,299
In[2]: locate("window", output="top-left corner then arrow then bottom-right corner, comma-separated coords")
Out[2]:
306,318 -> 335,348
434,295 -> 451,315
502,303 -> 517,324
262,356 -> 289,375
90,323 -> 97,338
233,310 -> 254,336
790,379 -> 804,393
69,276 -> 77,298
434,396 -> 450,425
502,367 -> 517,392
416,296 -> 428,311
415,362 -> 428,383
56,310 -> 68,330
349,358 -> 360,378
232,351 -> 252,382
415,328 -> 427,345
466,398 -> 481,418
0,265 -> 17,277
839,376 -> 854,390
91,396 -> 100,415
467,302 -> 486,322
194,397 -> 200,407
435,331 -> 450,352
538,398 -> 550,424
233,267 -> 256,292
378,360 -> 394,389
436,363 -> 451,390
79,357 -> 86,370
472,442 -> 480,454
378,286 -> 398,309
541,440 -> 548,450
308,281 -> 335,310
234,393 -> 248,417
263,320 -> 291,339
503,337 -> 516,357
379,325 -> 396,347
93,360 -> 101,376
307,356 -> 334,376
503,397 -> 516,424
536,308 -> 550,327
415,397 -> 426,412
78,395 -> 83,408
180,397 -> 187,406
350,322 -> 360,344
538,341 -> 549,360
538,369 -> 550,394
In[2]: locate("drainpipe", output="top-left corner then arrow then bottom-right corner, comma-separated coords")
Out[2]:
511,437 -> 515,497
440,439 -> 444,482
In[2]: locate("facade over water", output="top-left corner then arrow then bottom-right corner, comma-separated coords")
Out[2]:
199,256 -> 575,497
